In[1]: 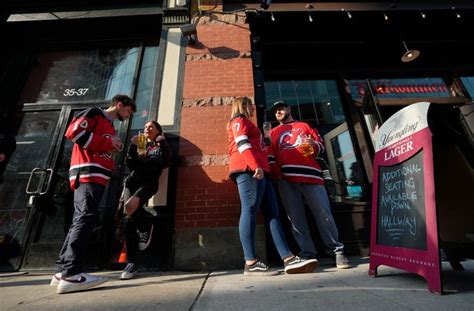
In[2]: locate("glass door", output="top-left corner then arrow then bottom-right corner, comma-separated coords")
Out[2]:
0,106 -> 64,271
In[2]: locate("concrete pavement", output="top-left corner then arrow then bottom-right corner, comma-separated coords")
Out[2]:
1,258 -> 473,311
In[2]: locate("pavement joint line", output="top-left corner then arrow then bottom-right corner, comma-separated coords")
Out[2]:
189,270 -> 212,311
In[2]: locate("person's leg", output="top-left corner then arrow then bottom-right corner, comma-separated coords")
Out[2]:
261,178 -> 292,260
235,173 -> 265,262
277,179 -> 317,258
301,184 -> 344,254
60,182 -> 104,277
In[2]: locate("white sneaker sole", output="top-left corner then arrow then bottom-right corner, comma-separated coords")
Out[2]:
50,275 -> 61,286
285,259 -> 319,274
57,277 -> 108,294
120,272 -> 137,280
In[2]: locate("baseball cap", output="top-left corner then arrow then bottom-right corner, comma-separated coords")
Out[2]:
271,100 -> 288,113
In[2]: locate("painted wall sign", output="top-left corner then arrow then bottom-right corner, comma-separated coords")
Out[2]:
369,102 -> 442,294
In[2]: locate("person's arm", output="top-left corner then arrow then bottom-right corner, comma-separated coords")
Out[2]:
266,138 -> 280,179
64,108 -> 114,152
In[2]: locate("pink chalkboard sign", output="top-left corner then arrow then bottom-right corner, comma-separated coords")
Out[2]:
369,102 -> 442,294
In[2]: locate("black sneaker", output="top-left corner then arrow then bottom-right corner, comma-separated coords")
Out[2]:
335,253 -> 351,269
137,224 -> 154,251
244,261 -> 279,276
120,263 -> 138,280
284,256 -> 319,274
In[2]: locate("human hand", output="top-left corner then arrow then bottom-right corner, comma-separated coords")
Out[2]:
111,137 -> 123,152
131,135 -> 139,145
155,133 -> 165,142
253,167 -> 264,179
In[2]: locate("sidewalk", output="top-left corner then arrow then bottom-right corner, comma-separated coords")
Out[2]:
1,258 -> 473,311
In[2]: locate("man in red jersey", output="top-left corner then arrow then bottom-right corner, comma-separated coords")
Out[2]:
269,100 -> 350,269
52,94 -> 136,294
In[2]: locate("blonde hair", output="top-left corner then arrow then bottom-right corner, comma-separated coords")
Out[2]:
230,97 -> 252,119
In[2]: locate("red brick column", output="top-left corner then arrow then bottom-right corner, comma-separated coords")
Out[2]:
174,7 -> 264,269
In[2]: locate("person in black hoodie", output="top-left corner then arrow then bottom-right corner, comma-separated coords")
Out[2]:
120,120 -> 170,280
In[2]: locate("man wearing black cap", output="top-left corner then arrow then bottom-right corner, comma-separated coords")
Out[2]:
268,100 -> 350,269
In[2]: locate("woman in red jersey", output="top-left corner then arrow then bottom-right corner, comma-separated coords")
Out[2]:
227,97 -> 318,276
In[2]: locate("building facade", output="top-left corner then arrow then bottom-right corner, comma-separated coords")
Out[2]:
1,1 -> 473,272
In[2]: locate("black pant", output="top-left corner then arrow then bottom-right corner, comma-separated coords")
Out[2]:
56,182 -> 105,277
123,208 -> 150,263
122,178 -> 157,263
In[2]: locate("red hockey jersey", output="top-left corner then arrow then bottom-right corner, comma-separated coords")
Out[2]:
228,114 -> 269,179
270,121 -> 325,185
65,107 -> 115,189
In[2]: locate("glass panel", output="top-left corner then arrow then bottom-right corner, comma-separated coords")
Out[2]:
330,130 -> 364,202
131,46 -> 160,130
264,79 -> 367,203
348,78 -> 451,101
0,111 -> 61,270
19,47 -> 139,104
264,80 -> 346,128
460,76 -> 474,98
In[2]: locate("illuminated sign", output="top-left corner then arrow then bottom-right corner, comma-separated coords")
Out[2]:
350,78 -> 451,99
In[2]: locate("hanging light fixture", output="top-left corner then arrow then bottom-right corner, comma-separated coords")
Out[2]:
270,11 -> 275,22
308,12 -> 313,22
341,8 -> 352,19
401,40 -> 420,62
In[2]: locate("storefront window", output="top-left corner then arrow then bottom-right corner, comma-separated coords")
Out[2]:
264,80 -> 345,126
264,80 -> 366,204
20,47 -> 140,104
17,45 -> 161,131
131,46 -> 160,130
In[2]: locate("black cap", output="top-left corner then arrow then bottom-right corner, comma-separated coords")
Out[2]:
271,100 -> 288,113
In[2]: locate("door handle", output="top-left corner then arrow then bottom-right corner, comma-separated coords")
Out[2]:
26,168 -> 54,195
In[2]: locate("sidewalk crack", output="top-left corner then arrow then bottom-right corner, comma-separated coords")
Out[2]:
189,271 -> 212,311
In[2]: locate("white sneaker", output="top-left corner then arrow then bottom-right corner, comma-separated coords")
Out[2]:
137,224 -> 154,251
120,263 -> 138,280
50,272 -> 61,286
56,273 -> 108,294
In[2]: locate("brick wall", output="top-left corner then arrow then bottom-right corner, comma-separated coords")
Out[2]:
176,10 -> 254,229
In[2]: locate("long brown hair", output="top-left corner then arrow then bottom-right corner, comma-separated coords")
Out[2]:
230,97 -> 252,119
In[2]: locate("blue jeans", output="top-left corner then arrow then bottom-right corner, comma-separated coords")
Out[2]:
278,180 -> 344,258
235,173 -> 292,261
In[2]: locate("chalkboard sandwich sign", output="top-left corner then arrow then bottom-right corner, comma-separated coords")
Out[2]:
369,102 -> 442,294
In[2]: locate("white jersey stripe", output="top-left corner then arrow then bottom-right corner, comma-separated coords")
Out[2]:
235,135 -> 249,144
238,143 -> 252,153
83,132 -> 94,148
71,130 -> 86,143
283,173 -> 324,180
69,173 -> 111,180
69,163 -> 112,171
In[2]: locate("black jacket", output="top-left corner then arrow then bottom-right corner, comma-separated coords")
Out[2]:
125,139 -> 171,185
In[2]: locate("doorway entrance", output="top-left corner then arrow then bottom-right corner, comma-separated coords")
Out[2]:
0,103 -> 129,272
0,45 -> 142,272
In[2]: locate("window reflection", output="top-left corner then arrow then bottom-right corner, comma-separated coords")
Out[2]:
265,79 -> 366,204
19,47 -> 139,104
131,46 -> 160,130
330,130 -> 364,202
460,77 -> 474,98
